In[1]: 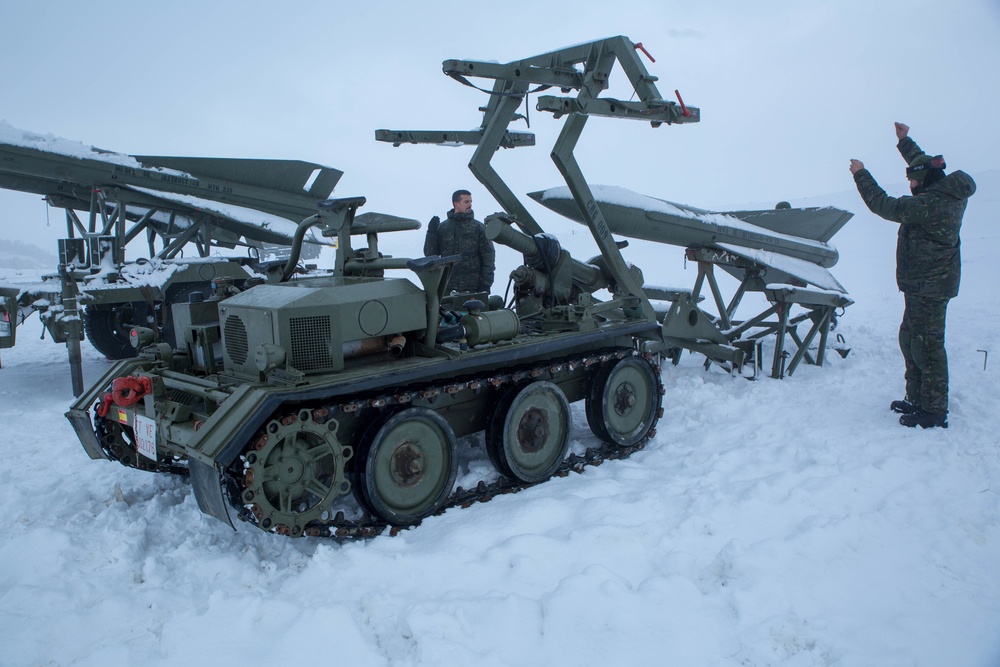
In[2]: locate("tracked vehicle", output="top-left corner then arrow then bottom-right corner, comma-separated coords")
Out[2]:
66,37 -> 852,538
67,198 -> 666,537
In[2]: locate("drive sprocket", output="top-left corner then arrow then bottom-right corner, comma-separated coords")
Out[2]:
240,410 -> 353,537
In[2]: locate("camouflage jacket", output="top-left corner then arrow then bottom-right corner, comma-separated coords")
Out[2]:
853,136 -> 976,299
423,209 -> 496,293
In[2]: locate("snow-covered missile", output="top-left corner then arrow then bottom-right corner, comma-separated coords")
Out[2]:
0,122 -> 344,247
528,185 -> 852,269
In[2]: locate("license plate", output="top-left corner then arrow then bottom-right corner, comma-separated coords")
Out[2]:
134,413 -> 157,461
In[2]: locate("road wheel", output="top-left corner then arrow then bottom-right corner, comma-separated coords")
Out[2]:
487,381 -> 570,483
586,355 -> 661,447
356,407 -> 458,526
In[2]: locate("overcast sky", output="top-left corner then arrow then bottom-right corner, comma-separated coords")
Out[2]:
2,0 -> 999,252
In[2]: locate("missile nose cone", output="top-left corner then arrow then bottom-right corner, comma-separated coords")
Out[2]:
526,190 -> 546,204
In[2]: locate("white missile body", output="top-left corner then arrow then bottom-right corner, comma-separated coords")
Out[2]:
529,185 -> 854,293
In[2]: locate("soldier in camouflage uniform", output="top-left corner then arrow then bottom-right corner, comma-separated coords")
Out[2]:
849,123 -> 976,429
423,189 -> 496,294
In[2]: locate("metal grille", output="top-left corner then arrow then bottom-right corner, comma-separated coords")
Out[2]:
167,388 -> 200,407
290,315 -> 333,371
224,315 -> 249,365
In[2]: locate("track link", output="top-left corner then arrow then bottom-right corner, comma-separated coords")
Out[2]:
226,347 -> 664,540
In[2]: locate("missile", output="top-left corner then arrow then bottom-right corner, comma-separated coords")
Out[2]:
0,121 -> 343,247
528,185 -> 852,269
528,185 -> 853,293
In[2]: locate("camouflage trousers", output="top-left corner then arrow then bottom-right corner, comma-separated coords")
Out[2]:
898,294 -> 950,414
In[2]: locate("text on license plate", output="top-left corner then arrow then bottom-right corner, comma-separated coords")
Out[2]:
134,413 -> 157,461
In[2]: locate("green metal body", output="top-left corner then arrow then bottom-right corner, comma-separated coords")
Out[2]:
67,197 -> 656,531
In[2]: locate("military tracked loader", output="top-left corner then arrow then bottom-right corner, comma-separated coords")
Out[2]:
67,194 -> 668,537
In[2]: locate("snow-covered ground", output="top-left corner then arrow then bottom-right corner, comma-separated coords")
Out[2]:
1,172 -> 999,666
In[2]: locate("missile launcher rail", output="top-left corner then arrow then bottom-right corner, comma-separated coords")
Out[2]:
381,37 -> 853,379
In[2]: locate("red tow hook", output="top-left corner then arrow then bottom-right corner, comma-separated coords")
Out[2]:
96,376 -> 153,417
96,393 -> 115,418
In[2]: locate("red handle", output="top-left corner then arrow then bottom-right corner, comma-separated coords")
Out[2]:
635,42 -> 656,63
675,89 -> 691,117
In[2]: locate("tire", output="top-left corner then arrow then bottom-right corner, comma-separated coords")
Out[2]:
83,282 -> 211,359
83,302 -> 149,359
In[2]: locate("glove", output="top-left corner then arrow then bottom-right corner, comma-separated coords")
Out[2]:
427,216 -> 440,233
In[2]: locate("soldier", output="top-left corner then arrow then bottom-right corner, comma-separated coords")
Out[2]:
849,122 -> 976,429
423,189 -> 496,294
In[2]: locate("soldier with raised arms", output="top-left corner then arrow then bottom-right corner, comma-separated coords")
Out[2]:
849,122 -> 976,429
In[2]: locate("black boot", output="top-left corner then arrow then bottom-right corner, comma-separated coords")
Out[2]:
899,410 -> 948,429
890,399 -> 919,414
